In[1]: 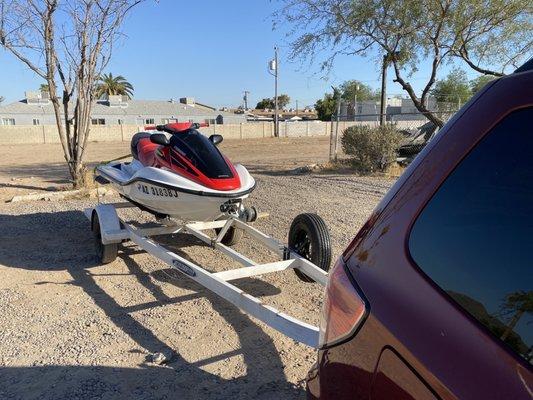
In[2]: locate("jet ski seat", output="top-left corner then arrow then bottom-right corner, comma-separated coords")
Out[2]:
131,132 -> 150,159
130,132 -> 158,166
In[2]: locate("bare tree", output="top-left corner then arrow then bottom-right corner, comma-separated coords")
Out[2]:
0,0 -> 145,187
275,0 -> 532,127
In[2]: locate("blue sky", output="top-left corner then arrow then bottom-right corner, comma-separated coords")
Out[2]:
0,0 -> 485,108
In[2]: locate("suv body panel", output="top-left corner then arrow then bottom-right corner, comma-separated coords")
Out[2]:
308,70 -> 533,399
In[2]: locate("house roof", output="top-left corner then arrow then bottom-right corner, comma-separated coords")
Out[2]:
0,99 -> 235,118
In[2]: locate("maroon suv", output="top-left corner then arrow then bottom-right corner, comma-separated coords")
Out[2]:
307,60 -> 533,399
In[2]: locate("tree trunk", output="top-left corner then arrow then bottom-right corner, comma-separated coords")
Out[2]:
500,309 -> 524,341
70,160 -> 88,189
391,60 -> 444,128
50,89 -> 89,188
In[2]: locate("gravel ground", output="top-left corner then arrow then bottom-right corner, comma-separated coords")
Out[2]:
0,138 -> 394,399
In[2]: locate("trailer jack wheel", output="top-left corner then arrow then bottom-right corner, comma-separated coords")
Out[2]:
215,226 -> 243,246
289,213 -> 332,282
92,212 -> 118,264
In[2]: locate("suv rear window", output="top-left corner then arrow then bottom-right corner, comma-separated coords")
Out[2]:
409,108 -> 532,363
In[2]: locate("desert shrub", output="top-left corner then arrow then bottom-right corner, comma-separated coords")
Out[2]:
341,125 -> 403,173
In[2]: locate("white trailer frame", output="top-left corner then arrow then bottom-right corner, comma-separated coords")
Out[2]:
85,202 -> 328,348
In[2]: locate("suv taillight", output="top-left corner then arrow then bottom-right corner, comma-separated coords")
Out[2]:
319,258 -> 367,348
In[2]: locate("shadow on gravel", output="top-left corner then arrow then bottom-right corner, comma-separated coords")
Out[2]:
246,166 -> 298,177
0,182 -> 59,192
0,163 -> 71,185
0,210 -> 305,399
0,364 -> 303,400
0,210 -> 95,271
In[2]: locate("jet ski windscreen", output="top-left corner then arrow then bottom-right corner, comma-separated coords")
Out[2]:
170,130 -> 234,179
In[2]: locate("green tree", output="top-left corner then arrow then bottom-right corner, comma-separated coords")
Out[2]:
277,94 -> 291,108
255,94 -> 291,109
39,83 -> 49,93
256,98 -> 274,109
431,69 -> 472,107
470,75 -> 496,94
314,93 -> 336,121
95,73 -> 134,99
276,0 -> 532,127
314,87 -> 342,120
315,81 -> 379,120
340,80 -> 379,102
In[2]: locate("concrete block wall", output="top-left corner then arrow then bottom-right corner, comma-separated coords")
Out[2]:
0,126 -> 45,144
0,120 -> 425,145
0,123 -> 274,144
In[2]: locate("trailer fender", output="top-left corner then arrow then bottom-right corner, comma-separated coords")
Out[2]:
91,204 -> 123,244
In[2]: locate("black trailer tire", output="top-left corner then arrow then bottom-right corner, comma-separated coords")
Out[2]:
92,212 -> 118,264
215,226 -> 243,246
288,213 -> 332,282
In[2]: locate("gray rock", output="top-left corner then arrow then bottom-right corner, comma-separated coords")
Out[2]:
150,350 -> 174,365
291,163 -> 319,174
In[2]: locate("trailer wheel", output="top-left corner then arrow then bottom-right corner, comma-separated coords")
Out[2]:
288,213 -> 332,282
215,226 -> 243,246
92,212 -> 118,264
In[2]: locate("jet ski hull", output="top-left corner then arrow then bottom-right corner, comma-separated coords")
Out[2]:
96,160 -> 255,221
122,179 -> 252,221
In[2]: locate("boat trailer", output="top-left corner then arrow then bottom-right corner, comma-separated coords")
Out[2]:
85,201 -> 329,348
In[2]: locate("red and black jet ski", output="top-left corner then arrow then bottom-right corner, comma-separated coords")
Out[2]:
95,122 -> 256,221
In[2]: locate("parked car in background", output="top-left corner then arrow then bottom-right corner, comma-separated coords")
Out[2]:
307,59 -> 533,399
396,121 -> 438,164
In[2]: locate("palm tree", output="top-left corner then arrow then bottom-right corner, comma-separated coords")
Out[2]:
39,83 -> 49,93
95,73 -> 134,99
500,291 -> 533,341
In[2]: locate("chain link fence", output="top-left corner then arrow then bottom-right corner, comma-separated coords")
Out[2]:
329,111 -> 457,165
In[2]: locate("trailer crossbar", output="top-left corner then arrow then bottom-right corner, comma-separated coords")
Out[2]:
213,259 -> 297,281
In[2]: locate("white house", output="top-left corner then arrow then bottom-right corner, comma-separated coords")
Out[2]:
0,92 -> 247,126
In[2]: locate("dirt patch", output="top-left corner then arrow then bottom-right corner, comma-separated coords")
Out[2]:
0,137 -> 331,202
0,138 -> 395,399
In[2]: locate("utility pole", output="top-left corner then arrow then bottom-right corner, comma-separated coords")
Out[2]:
333,86 -> 341,162
243,90 -> 250,110
380,52 -> 400,126
380,54 -> 388,126
268,46 -> 279,137
296,99 -> 298,115
274,47 -> 279,137
353,83 -> 359,121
